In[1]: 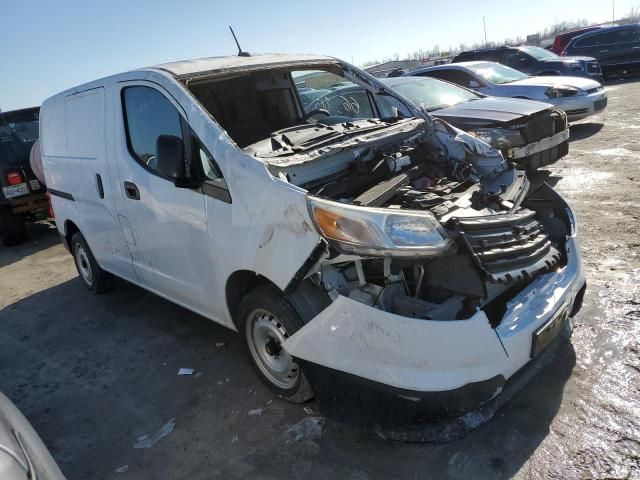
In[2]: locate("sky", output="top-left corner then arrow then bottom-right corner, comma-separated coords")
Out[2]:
1,0 -> 634,110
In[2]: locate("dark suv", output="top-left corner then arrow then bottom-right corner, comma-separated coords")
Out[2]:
452,45 -> 603,84
563,24 -> 640,77
0,107 -> 49,246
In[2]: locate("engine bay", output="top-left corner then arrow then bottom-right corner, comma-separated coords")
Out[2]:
269,123 -> 571,325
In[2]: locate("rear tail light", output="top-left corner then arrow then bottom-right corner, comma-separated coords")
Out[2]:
7,171 -> 24,186
46,192 -> 55,218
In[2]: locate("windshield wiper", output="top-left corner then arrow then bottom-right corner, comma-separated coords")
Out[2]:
425,104 -> 453,112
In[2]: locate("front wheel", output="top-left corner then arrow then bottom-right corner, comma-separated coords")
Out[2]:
238,285 -> 313,403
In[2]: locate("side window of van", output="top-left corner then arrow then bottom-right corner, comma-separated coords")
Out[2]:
122,86 -> 184,178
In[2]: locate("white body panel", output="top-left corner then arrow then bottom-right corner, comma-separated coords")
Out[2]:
41,87 -> 137,281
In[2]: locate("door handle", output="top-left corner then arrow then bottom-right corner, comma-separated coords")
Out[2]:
600,50 -> 609,53
124,181 -> 140,200
95,173 -> 104,199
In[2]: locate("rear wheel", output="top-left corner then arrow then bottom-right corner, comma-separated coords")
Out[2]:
238,285 -> 313,403
0,206 -> 27,246
70,232 -> 113,293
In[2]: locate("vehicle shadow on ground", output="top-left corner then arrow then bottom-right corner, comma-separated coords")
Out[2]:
0,221 -> 60,269
0,272 -> 578,479
528,168 -> 562,191
604,73 -> 640,86
570,122 -> 604,142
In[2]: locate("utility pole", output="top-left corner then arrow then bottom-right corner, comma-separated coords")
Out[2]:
612,0 -> 615,22
483,17 -> 488,45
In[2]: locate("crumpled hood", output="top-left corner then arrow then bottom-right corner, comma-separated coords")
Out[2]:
432,97 -> 553,125
508,75 -> 601,90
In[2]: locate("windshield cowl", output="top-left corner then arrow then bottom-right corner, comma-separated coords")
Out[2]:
245,118 -> 420,158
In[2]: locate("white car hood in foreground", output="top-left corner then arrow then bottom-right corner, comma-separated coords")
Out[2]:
508,75 -> 601,90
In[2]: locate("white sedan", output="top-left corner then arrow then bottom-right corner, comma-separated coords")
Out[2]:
407,61 -> 607,121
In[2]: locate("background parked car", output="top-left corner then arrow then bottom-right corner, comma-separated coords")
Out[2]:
563,24 -> 640,78
304,77 -> 569,171
379,77 -> 569,171
550,26 -> 606,55
452,45 -> 603,83
0,108 -> 48,246
407,62 -> 607,121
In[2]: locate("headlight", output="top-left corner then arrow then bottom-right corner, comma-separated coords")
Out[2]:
307,196 -> 454,257
545,86 -> 579,98
468,127 -> 522,151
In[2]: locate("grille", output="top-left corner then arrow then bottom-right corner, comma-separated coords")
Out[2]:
520,110 -> 567,144
594,98 -> 607,111
450,209 -> 562,284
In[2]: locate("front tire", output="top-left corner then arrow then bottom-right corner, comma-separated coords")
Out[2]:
70,232 -> 113,293
0,206 -> 27,246
238,285 -> 313,403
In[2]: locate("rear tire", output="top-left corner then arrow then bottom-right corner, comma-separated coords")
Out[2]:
70,232 -> 113,293
0,206 -> 27,246
238,285 -> 314,403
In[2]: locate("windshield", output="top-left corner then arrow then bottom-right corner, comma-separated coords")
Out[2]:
385,77 -> 480,111
189,66 -> 384,149
519,46 -> 559,60
294,70 -> 376,120
467,62 -> 528,84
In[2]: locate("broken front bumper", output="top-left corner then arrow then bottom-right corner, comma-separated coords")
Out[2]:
507,129 -> 570,170
285,235 -> 585,430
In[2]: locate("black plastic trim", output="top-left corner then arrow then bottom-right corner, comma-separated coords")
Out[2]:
48,189 -> 74,201
284,239 -> 327,295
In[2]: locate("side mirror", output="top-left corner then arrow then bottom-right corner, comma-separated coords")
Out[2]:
468,80 -> 481,89
156,135 -> 199,188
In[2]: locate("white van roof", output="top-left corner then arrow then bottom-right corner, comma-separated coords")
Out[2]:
151,53 -> 337,81
42,54 -> 338,106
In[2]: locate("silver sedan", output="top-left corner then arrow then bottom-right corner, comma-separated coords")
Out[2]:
407,61 -> 607,121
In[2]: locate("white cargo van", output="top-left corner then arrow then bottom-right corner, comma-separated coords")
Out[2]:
41,54 -> 586,432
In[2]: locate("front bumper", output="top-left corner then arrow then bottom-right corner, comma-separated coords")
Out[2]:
507,129 -> 570,170
551,91 -> 608,121
285,234 -> 585,433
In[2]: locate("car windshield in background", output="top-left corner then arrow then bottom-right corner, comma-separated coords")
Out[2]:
467,62 -> 528,84
519,46 -> 560,60
386,77 -> 480,111
293,70 -> 376,119
1,110 -> 39,143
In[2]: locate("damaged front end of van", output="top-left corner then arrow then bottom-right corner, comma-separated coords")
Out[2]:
179,56 -> 585,437
250,70 -> 583,437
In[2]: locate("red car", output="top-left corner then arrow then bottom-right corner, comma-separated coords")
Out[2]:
550,26 -> 604,55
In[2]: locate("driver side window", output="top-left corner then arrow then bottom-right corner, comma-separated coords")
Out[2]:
122,86 -> 184,179
502,51 -> 532,68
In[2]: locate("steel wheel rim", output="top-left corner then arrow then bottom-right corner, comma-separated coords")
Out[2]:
75,243 -> 93,286
245,308 -> 299,389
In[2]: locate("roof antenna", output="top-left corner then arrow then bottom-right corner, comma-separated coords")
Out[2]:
229,26 -> 250,57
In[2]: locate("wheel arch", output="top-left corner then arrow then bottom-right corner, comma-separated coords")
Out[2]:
225,270 -> 279,330
225,270 -> 331,331
63,219 -> 81,249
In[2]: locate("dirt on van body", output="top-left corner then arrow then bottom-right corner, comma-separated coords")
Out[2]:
0,79 -> 639,480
